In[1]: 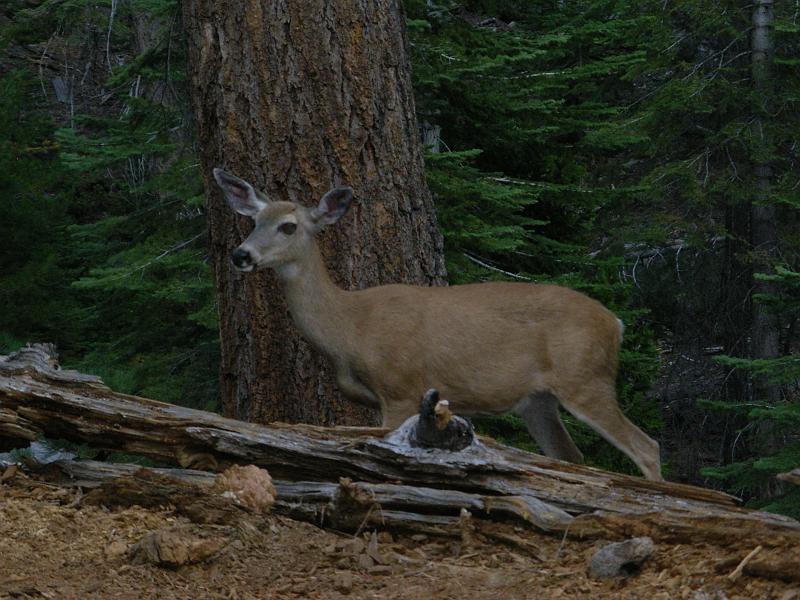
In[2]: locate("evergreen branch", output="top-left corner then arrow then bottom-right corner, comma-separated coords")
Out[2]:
462,251 -> 531,281
681,30 -> 751,81
113,232 -> 206,280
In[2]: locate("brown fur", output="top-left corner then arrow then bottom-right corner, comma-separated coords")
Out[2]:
215,172 -> 663,480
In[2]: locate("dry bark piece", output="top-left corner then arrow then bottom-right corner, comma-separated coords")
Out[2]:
588,537 -> 655,578
0,581 -> 45,598
368,564 -> 393,576
333,570 -> 353,594
378,531 -> 393,544
477,528 -> 545,561
129,526 -> 227,567
212,464 -> 276,514
459,508 -> 477,551
1,464 -> 20,484
338,537 -> 366,556
366,531 -> 386,565
104,540 -> 129,559
326,477 -> 379,532
356,553 -> 374,570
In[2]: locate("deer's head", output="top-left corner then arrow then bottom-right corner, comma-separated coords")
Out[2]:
213,168 -> 353,272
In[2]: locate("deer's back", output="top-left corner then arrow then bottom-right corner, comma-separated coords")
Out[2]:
346,281 -> 622,415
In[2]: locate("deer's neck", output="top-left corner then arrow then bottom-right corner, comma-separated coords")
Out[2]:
277,245 -> 355,357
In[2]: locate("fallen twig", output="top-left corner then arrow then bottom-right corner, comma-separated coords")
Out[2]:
728,545 -> 762,582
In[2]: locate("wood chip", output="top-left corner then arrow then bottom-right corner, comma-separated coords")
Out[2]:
0,465 -> 19,484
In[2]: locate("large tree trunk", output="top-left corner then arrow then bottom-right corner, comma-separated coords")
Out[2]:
182,0 -> 446,426
750,0 -> 780,453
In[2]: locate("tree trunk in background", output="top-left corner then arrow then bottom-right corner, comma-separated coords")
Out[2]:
750,0 -> 780,452
182,0 -> 446,426
720,203 -> 752,433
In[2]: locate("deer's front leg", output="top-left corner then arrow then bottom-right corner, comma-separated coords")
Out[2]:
335,369 -> 381,410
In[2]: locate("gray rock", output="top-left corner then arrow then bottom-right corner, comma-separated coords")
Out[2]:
587,536 -> 655,578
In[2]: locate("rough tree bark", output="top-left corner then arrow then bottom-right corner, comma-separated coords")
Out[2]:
750,0 -> 780,452
181,1 -> 446,426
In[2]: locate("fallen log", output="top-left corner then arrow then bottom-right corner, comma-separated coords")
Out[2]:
3,344 -> 800,550
25,459 -> 560,541
31,458 -> 800,578
777,468 -> 800,486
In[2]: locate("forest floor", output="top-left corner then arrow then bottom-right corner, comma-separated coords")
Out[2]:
0,473 -> 797,600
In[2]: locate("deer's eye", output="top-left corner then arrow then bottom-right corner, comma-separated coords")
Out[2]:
278,222 -> 297,235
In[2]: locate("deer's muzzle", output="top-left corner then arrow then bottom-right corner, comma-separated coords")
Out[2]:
231,247 -> 254,271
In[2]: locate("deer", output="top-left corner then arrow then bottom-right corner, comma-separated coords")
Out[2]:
213,168 -> 663,481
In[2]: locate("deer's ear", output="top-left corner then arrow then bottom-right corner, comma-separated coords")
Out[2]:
213,168 -> 268,217
311,187 -> 353,228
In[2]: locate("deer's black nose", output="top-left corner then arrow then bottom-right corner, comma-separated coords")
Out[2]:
231,247 -> 252,269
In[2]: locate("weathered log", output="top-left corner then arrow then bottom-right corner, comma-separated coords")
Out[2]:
27,458 -> 572,535
80,468 -> 255,526
777,468 -> 800,486
3,344 -> 800,550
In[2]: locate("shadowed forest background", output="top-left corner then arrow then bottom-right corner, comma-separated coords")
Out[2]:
1,0 -> 798,516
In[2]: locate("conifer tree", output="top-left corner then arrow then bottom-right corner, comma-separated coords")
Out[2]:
613,0 -> 799,500
405,0 -> 663,474
1,0 -> 219,409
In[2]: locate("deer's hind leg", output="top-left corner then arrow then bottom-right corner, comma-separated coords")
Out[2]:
558,380 -> 662,481
514,392 -> 584,464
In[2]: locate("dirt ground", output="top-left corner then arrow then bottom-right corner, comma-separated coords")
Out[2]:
0,474 -> 798,600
